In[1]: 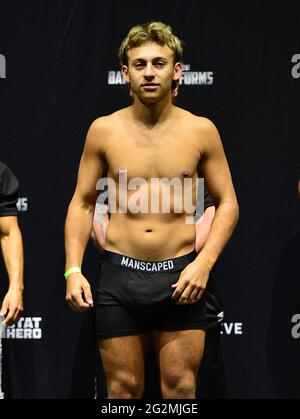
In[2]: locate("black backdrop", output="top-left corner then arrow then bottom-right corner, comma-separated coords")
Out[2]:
0,0 -> 299,399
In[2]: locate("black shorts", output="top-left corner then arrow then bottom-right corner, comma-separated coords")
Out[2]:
96,250 -> 223,340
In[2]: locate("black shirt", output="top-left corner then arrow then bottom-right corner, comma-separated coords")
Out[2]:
0,161 -> 19,217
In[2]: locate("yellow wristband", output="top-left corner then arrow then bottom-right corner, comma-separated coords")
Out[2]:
64,267 -> 81,279
197,258 -> 212,271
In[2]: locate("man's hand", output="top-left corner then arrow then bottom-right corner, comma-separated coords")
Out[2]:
0,286 -> 23,326
171,260 -> 210,305
66,273 -> 93,312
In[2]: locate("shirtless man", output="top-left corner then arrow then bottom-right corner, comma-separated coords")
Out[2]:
65,21 -> 239,399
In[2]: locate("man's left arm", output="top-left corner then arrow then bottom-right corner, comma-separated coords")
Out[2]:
0,216 -> 24,325
171,118 -> 239,304
195,118 -> 239,266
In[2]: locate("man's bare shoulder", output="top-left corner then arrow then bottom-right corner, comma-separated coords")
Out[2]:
180,111 -> 217,133
187,113 -> 221,146
85,111 -> 125,151
174,108 -> 217,130
89,112 -> 120,134
174,110 -> 222,156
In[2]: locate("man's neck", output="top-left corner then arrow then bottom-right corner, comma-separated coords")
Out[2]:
130,93 -> 174,127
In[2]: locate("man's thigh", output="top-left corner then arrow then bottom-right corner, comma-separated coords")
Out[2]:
98,333 -> 151,379
152,329 -> 205,375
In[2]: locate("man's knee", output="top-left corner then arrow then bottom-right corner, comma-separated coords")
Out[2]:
107,372 -> 144,399
161,371 -> 196,398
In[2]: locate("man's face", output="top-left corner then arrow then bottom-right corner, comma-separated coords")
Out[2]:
122,42 -> 182,103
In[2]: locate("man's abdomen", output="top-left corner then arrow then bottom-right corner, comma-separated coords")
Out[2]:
105,213 -> 196,261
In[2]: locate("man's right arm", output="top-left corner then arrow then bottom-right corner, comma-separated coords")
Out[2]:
65,118 -> 108,311
0,162 -> 24,325
0,216 -> 24,325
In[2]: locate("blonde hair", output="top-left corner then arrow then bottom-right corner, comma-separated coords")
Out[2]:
118,21 -> 184,66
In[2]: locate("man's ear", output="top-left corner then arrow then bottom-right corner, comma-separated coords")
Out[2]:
173,61 -> 183,82
121,65 -> 130,84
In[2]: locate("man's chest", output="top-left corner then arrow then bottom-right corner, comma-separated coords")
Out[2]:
105,132 -> 201,181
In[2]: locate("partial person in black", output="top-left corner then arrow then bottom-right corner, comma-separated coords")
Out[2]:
0,162 -> 24,326
0,162 -> 24,399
